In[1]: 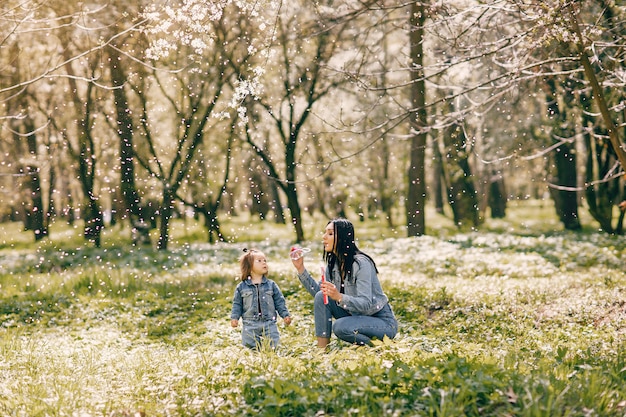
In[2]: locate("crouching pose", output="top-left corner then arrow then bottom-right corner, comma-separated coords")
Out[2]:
291,218 -> 397,348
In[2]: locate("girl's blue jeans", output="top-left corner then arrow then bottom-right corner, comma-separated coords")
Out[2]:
242,320 -> 280,349
313,291 -> 398,345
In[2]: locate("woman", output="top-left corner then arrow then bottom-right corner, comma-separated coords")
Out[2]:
291,218 -> 398,347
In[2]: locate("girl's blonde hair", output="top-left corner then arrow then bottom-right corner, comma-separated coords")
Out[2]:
239,248 -> 261,281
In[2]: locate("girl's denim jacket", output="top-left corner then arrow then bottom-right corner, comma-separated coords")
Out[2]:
231,276 -> 290,322
297,254 -> 389,316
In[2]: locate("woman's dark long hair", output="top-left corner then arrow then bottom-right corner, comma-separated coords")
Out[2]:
324,218 -> 377,282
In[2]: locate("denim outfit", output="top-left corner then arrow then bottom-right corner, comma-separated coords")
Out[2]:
231,276 -> 290,349
297,254 -> 397,345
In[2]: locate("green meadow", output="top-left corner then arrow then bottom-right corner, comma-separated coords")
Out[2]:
1,201 -> 626,416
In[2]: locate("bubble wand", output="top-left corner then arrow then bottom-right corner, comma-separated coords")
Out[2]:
289,246 -> 311,260
320,266 -> 328,304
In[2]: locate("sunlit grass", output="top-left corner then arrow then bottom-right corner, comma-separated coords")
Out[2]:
0,221 -> 38,251
1,201 -> 626,415
0,198 -> 576,249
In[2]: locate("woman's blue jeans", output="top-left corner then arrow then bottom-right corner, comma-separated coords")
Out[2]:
313,291 -> 398,345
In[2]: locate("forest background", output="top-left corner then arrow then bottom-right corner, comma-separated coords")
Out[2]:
1,0 -> 625,248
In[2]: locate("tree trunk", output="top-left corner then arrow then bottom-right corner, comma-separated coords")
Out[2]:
158,188 -> 173,250
282,130 -> 304,242
109,46 -> 150,244
249,164 -> 270,220
553,142 -> 581,230
442,119 -> 479,228
202,207 -> 224,243
378,137 -> 395,228
544,77 -> 581,231
21,117 -> 48,240
7,42 -> 46,239
84,197 -> 104,247
76,114 -> 104,247
432,136 -> 445,215
406,0 -> 427,236
568,4 -> 626,171
581,92 -> 619,233
77,124 -> 104,247
488,171 -> 506,219
284,181 -> 304,242
47,159 -> 56,221
269,180 -> 286,224
60,40 -> 103,247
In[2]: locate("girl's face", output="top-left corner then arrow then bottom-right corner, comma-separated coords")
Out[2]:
322,223 -> 335,253
251,253 -> 268,277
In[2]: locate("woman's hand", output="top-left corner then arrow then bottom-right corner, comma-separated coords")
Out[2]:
291,251 -> 306,274
231,319 -> 239,328
320,281 -> 341,302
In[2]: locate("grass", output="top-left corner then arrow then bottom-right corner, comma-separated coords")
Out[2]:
1,201 -> 626,416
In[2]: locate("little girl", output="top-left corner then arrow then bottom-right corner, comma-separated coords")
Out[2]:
231,248 -> 292,349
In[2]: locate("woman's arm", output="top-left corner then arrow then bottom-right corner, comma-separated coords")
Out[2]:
296,269 -> 322,298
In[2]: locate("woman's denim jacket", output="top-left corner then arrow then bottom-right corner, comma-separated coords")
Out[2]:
297,254 -> 389,316
231,276 -> 290,322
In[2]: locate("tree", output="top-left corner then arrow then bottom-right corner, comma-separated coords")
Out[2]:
406,0 -> 428,236
60,57 -> 105,246
108,44 -> 154,244
402,0 -> 625,233
1,8 -> 51,239
2,0 -> 624,243
440,106 -> 480,228
138,4 -> 257,249
1,1 -> 149,246
244,1 -> 355,242
12,114 -> 48,239
573,1 -> 626,233
183,124 -> 237,243
543,76 -> 581,230
487,0 -> 624,232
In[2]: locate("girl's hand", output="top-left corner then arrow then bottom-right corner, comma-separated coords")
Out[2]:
231,319 -> 239,328
284,316 -> 292,326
